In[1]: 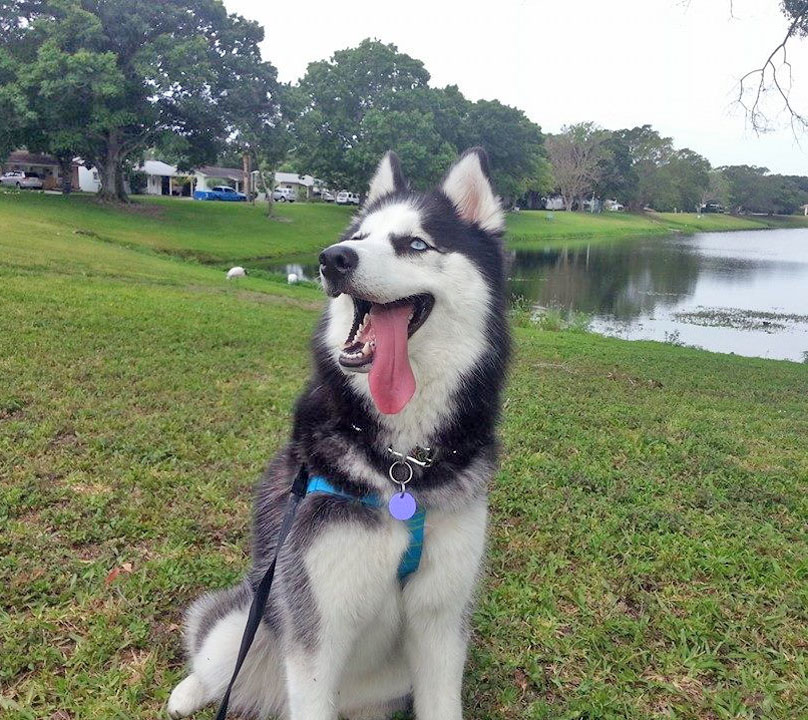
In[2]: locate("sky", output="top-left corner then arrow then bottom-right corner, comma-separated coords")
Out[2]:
224,0 -> 808,175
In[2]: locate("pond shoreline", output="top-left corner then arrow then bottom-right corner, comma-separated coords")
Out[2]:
512,228 -> 808,364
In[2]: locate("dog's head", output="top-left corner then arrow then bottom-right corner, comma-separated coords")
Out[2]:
319,148 -> 507,417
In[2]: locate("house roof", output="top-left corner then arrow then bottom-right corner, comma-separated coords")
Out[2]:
274,172 -> 316,187
5,150 -> 60,166
197,165 -> 245,182
140,160 -> 194,177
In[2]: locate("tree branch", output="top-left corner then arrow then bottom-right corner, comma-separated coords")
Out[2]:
737,9 -> 808,134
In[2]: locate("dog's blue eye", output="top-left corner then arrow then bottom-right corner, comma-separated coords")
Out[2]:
410,238 -> 428,251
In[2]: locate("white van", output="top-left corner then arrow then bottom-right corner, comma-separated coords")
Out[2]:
336,191 -> 360,205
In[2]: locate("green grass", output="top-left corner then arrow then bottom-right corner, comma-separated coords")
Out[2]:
651,212 -> 807,233
2,195 -> 808,719
506,209 -> 668,246
4,192 -> 805,269
0,191 -> 355,264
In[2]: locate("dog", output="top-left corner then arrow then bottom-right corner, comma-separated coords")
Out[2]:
167,148 -> 510,720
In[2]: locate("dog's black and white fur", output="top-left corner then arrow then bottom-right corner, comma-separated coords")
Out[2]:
167,148 -> 510,720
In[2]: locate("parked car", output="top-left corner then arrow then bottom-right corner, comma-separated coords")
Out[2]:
1,171 -> 44,190
336,190 -> 360,205
193,185 -> 246,201
320,190 -> 335,203
702,203 -> 725,214
272,187 -> 296,203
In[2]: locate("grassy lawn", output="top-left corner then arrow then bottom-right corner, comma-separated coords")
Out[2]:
651,212 -> 807,233
2,195 -> 808,719
0,191 -> 355,264
4,191 -> 806,269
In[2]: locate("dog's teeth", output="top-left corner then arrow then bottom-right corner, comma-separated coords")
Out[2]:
361,341 -> 371,356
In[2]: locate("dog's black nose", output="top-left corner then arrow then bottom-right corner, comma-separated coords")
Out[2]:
319,245 -> 358,283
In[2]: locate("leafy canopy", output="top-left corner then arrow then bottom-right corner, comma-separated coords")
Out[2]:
0,0 -> 283,198
293,39 -> 546,199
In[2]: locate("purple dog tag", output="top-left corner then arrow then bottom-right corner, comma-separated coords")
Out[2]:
389,491 -> 416,520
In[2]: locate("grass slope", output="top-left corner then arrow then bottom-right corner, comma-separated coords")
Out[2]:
0,191 -> 355,264
4,191 -> 805,267
2,197 -> 807,719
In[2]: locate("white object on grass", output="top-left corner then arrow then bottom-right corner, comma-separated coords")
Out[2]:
287,273 -> 299,284
226,266 -> 246,279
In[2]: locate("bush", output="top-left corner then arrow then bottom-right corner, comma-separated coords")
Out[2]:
128,170 -> 148,195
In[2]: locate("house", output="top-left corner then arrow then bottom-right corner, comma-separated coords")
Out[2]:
544,195 -> 565,211
195,165 -> 250,195
78,164 -> 101,193
139,160 -> 195,197
2,150 -> 79,190
273,172 -> 321,200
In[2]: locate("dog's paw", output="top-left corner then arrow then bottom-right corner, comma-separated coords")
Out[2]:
167,674 -> 208,718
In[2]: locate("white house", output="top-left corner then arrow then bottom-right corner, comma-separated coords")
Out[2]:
72,158 -> 322,199
195,165 -> 249,194
78,164 -> 100,193
273,172 -> 321,199
139,160 -> 195,197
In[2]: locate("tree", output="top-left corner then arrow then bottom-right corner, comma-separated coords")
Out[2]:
594,131 -> 639,205
616,125 -> 674,210
1,0 -> 283,201
0,46 -> 30,159
664,148 -> 711,212
294,39 -> 432,191
720,165 -> 783,213
223,73 -> 292,216
15,28 -> 123,193
700,169 -> 731,210
293,40 -> 546,200
545,122 -> 605,211
737,0 -> 808,133
463,99 -> 547,203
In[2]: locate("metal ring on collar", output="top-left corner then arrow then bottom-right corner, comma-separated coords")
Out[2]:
388,460 -> 413,486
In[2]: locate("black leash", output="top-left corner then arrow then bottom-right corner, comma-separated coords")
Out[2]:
214,465 -> 309,720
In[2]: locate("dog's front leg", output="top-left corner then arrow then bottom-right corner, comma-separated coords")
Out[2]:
406,608 -> 469,720
284,646 -> 343,720
283,519 -> 409,720
403,501 -> 488,720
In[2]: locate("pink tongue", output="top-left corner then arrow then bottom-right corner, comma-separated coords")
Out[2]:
368,304 -> 415,414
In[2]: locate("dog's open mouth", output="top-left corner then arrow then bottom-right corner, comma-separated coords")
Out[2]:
339,293 -> 434,414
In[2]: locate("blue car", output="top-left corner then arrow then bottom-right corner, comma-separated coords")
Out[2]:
194,185 -> 247,201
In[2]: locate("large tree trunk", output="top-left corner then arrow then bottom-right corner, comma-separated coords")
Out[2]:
58,156 -> 73,195
98,131 -> 127,202
564,195 -> 574,212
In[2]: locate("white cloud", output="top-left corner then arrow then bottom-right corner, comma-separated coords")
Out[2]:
226,0 -> 808,174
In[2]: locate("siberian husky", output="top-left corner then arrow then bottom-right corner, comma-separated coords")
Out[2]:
168,148 -> 510,720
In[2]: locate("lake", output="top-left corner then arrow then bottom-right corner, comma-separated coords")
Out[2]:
264,228 -> 808,363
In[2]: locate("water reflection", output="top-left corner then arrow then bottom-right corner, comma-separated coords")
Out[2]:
511,229 -> 808,362
256,229 -> 808,363
509,239 -> 702,319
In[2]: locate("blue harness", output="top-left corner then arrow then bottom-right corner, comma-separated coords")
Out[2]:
306,475 -> 425,581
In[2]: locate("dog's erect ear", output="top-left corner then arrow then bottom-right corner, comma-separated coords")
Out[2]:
441,148 -> 504,234
365,151 -> 407,205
